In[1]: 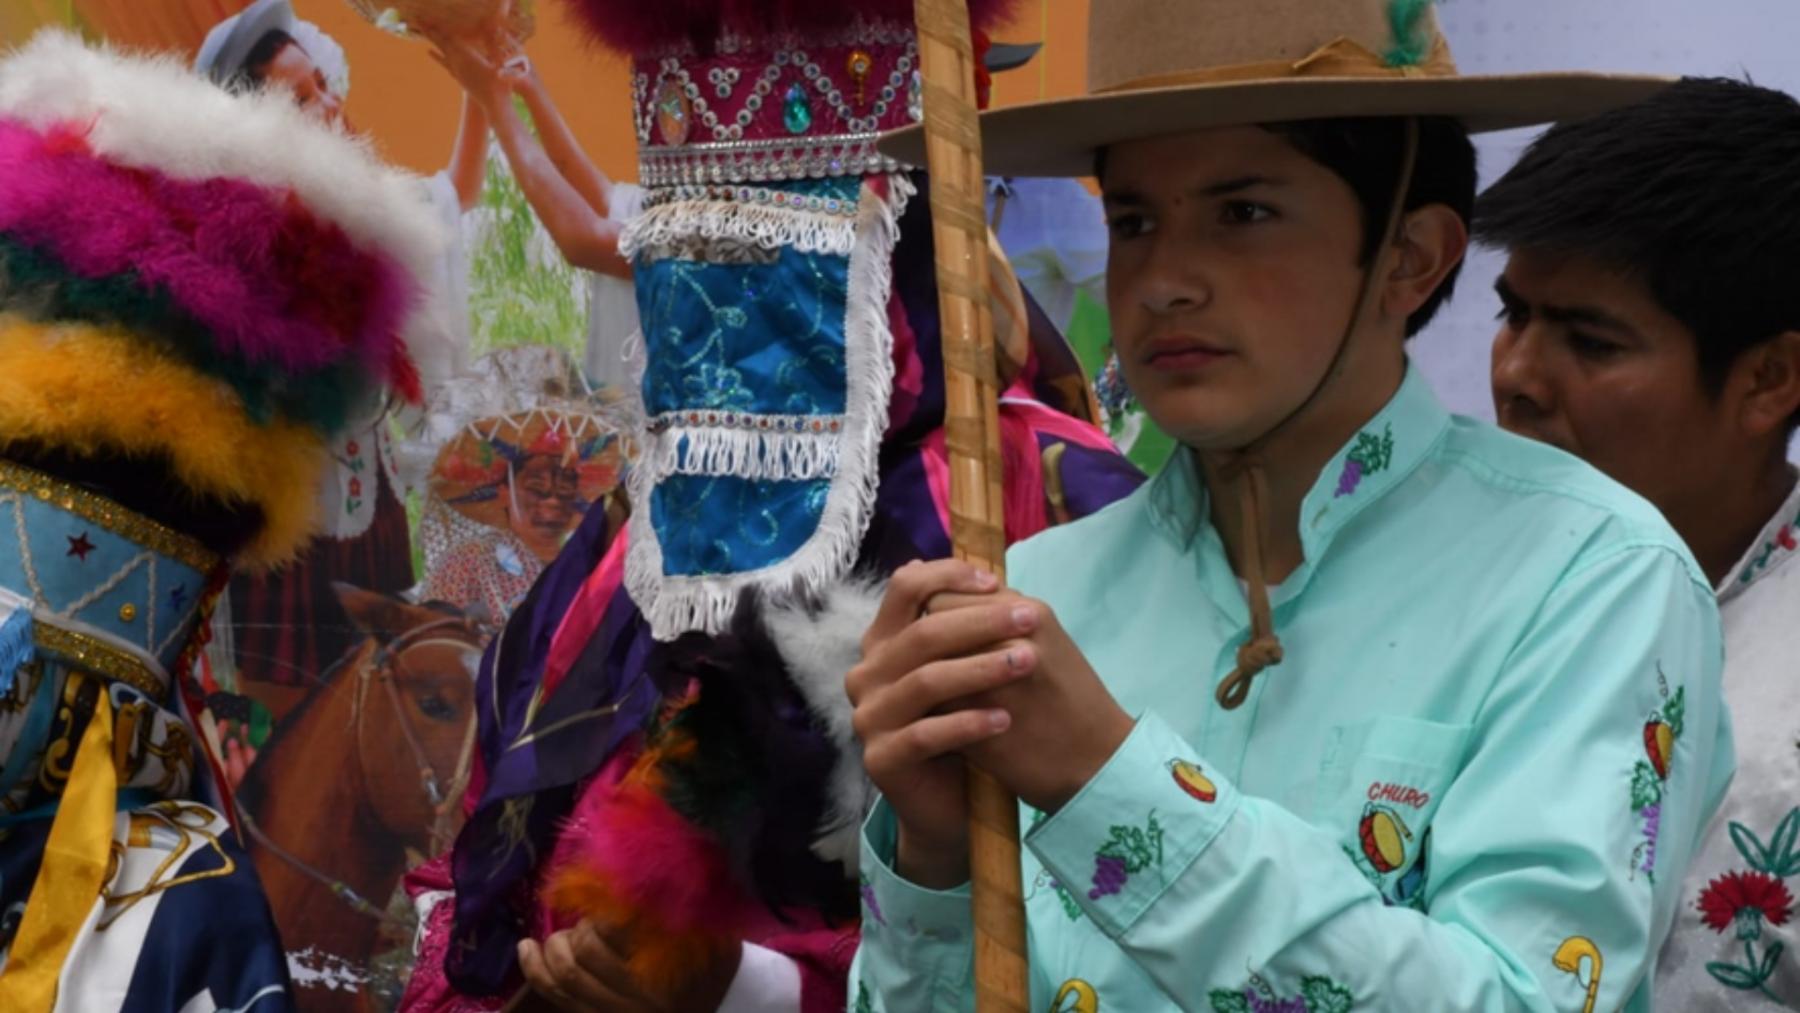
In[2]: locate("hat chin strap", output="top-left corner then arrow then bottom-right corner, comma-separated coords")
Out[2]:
1213,117 -> 1420,711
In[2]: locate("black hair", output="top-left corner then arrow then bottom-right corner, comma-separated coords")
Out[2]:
232,28 -> 297,92
1474,77 -> 1800,408
1267,117 -> 1474,337
2,442 -> 264,559
1094,115 -> 1477,339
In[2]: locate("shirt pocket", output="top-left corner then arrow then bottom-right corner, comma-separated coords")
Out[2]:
1312,715 -> 1472,911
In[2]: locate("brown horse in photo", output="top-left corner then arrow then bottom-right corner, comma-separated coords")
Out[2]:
235,584 -> 484,1010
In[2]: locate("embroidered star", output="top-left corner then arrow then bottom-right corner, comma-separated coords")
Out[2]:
66,532 -> 96,561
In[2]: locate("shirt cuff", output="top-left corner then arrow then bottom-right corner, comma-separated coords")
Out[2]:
857,800 -> 975,971
716,942 -> 803,1013
1026,711 -> 1238,938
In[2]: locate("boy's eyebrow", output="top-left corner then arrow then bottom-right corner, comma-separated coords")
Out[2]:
1102,175 -> 1285,207
1102,187 -> 1146,208
1195,175 -> 1282,197
1494,276 -> 1638,336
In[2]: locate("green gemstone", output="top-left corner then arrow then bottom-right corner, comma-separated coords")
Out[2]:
783,82 -> 813,135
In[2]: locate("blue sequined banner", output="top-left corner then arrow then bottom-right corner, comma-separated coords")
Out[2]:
630,174 -> 896,611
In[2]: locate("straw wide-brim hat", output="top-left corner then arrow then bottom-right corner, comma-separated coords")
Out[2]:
882,0 -> 1673,177
986,41 -> 1043,74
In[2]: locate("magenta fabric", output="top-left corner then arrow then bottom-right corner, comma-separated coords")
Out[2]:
398,743 -> 856,1013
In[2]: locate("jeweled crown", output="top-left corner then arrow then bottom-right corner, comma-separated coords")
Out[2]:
632,19 -> 922,187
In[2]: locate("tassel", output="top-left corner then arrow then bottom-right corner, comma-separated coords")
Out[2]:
0,607 -> 34,697
1385,0 -> 1436,68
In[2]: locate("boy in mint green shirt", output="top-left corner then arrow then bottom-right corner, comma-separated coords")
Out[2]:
849,1 -> 1732,1009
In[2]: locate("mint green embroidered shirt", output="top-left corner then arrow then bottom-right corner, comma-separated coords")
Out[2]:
851,367 -> 1733,1012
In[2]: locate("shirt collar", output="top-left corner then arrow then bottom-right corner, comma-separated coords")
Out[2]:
1719,468 -> 1800,603
1148,364 -> 1451,557
1297,365 -> 1450,553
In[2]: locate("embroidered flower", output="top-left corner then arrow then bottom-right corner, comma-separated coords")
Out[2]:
1702,809 -> 1800,994
1701,871 -> 1793,940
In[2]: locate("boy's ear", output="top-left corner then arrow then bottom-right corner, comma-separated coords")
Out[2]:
1382,203 -> 1468,324
1731,331 -> 1800,440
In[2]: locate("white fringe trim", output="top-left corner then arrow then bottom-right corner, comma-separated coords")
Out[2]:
619,196 -> 860,262
627,174 -> 914,641
644,425 -> 843,483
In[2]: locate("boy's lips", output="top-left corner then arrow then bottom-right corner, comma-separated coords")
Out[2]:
1142,335 -> 1232,371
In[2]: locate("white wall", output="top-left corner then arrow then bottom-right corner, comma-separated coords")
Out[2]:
1417,0 -> 1800,419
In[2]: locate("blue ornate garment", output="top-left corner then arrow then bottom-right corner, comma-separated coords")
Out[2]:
624,175 -> 911,639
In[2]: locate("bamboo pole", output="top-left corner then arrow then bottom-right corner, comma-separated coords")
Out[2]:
912,0 -> 1029,1009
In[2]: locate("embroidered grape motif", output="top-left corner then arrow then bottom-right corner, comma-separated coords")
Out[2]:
1087,813 -> 1165,899
1089,854 -> 1127,899
1334,425 -> 1394,498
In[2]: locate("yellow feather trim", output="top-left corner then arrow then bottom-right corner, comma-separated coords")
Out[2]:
0,317 -> 328,568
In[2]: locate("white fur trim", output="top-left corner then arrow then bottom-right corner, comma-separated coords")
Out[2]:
625,174 -> 914,640
762,577 -> 885,876
0,31 -> 448,376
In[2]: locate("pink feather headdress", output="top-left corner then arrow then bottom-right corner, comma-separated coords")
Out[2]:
564,0 -> 1018,53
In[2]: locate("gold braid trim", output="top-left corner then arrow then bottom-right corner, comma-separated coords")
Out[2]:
33,621 -> 166,698
0,459 -> 218,573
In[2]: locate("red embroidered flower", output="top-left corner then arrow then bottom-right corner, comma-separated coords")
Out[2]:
1699,871 -> 1793,937
348,477 -> 363,497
